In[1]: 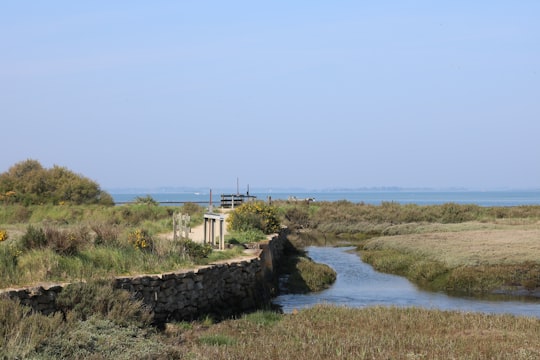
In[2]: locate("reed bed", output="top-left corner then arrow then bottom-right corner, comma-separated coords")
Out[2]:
180,305 -> 540,359
3,298 -> 539,359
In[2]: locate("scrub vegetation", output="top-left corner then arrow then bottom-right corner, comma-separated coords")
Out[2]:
3,290 -> 539,359
0,160 -> 249,289
0,201 -> 250,288
277,200 -> 540,296
2,159 -> 539,357
0,159 -> 113,206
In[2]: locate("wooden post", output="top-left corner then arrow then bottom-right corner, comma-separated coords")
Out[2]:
203,217 -> 207,245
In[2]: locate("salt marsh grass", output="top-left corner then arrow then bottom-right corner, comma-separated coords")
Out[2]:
182,305 -> 540,359
365,228 -> 540,267
362,226 -> 540,293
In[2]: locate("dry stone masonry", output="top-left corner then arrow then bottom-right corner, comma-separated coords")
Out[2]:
0,229 -> 288,323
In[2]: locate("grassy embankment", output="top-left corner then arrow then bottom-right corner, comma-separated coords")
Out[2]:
277,200 -> 540,295
2,201 -> 540,358
3,290 -> 539,359
0,203 -> 247,288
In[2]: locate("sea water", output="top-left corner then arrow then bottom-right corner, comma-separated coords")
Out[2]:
111,189 -> 540,207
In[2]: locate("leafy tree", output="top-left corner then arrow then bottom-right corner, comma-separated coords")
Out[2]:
0,159 -> 114,206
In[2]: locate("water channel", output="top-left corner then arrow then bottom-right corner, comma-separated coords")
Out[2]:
273,246 -> 540,318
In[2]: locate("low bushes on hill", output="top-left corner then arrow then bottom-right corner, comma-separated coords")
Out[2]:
0,159 -> 113,206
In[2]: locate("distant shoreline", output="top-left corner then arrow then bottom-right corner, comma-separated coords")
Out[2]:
110,189 -> 540,207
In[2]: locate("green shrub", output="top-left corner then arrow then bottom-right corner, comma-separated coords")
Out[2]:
20,225 -> 90,255
182,202 -> 204,216
20,225 -> 47,250
44,225 -> 91,255
282,206 -> 311,229
0,298 -> 64,358
56,279 -> 153,327
227,201 -> 280,234
35,317 -> 181,359
134,195 -> 159,205
0,243 -> 22,284
181,239 -> 213,260
0,159 -> 114,206
90,221 -> 121,245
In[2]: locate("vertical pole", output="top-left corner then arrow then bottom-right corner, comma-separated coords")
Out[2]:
209,189 -> 213,213
211,219 -> 215,246
220,218 -> 224,250
203,218 -> 207,245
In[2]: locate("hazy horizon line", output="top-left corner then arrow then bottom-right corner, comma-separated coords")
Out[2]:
105,186 -> 540,194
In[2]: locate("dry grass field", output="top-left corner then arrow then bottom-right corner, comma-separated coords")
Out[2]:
361,221 -> 540,294
365,223 -> 540,267
177,305 -> 540,360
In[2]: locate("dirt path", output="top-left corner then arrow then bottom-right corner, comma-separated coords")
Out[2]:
190,213 -> 230,243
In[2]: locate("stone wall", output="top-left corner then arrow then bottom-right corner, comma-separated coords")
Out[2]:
0,229 -> 288,323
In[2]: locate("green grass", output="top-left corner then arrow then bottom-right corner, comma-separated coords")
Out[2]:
361,248 -> 451,291
242,310 -> 282,327
198,334 -> 236,346
0,203 -> 255,288
226,229 -> 267,245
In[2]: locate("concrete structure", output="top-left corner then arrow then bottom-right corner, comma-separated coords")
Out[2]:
203,213 -> 225,249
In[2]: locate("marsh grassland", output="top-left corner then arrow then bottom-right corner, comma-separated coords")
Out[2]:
279,201 -> 540,295
2,200 -> 540,358
361,222 -> 540,294
178,305 -> 540,359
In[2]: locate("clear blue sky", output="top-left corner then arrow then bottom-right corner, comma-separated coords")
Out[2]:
1,1 -> 539,190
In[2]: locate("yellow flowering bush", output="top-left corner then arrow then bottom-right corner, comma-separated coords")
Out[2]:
0,191 -> 16,204
0,229 -> 8,242
227,201 -> 280,234
128,228 -> 154,252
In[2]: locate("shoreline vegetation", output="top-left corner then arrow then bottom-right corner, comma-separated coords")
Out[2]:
1,201 -> 540,358
279,200 -> 540,298
1,161 -> 540,357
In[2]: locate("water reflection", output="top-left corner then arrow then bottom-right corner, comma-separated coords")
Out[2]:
273,246 -> 540,318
